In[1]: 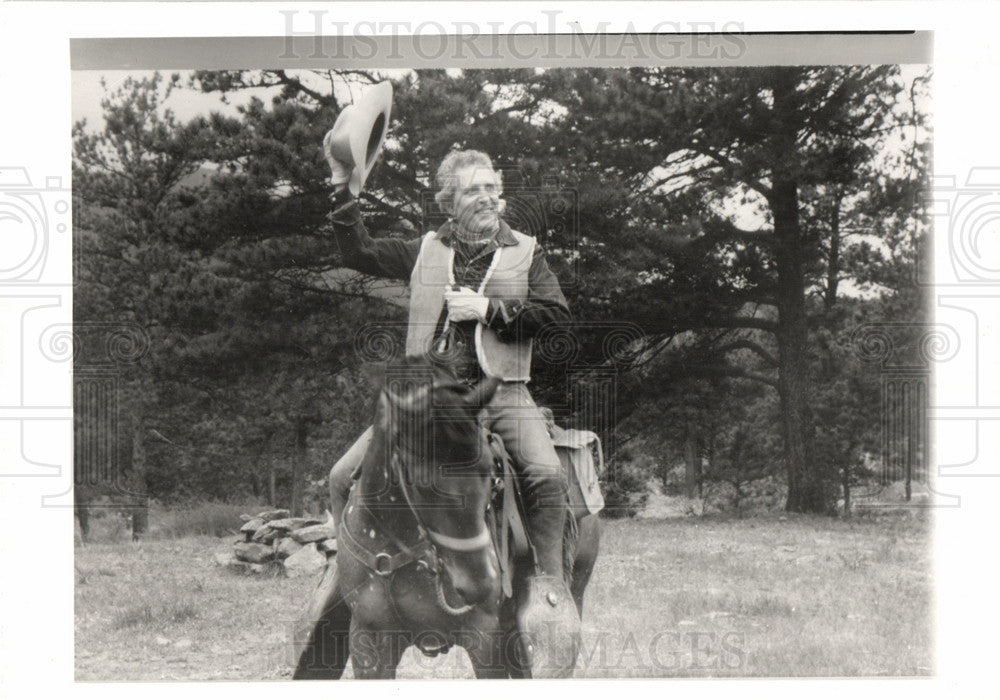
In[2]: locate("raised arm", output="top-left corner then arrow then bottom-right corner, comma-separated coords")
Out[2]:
327,189 -> 420,282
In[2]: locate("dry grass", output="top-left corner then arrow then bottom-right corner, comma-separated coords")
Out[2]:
149,502 -> 255,539
75,536 -> 313,681
578,512 -> 933,677
74,510 -> 933,680
77,501 -> 260,543
112,600 -> 200,630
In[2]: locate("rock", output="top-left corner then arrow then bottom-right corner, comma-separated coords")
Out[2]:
284,543 -> 325,578
316,538 -> 338,554
240,518 -> 265,532
264,518 -> 298,531
255,509 -> 290,521
214,551 -> 253,573
249,562 -> 283,576
240,518 -> 265,541
275,537 -> 303,560
251,525 -> 283,544
155,636 -> 171,646
174,639 -> 193,650
291,524 -> 337,544
234,542 -> 275,564
268,517 -> 321,531
239,513 -> 254,522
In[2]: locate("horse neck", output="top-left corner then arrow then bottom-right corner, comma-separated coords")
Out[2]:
355,427 -> 402,506
355,422 -> 490,537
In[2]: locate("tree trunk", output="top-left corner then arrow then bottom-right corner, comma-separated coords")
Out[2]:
773,180 -> 828,513
684,434 -> 700,498
769,69 -> 832,515
250,471 -> 261,500
291,420 -> 308,517
128,416 -> 150,539
824,192 -> 844,310
842,462 -> 852,517
269,465 -> 277,507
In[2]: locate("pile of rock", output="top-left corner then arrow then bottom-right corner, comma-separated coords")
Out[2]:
214,508 -> 336,577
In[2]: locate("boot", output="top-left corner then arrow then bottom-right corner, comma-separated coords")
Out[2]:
516,480 -> 581,677
525,496 -> 567,579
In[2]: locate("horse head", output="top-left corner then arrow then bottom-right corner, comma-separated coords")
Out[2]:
378,356 -> 501,608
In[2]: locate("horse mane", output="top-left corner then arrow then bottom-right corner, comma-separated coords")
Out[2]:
382,354 -> 473,404
378,354 -> 485,486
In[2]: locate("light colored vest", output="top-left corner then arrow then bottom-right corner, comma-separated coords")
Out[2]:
405,229 -> 536,381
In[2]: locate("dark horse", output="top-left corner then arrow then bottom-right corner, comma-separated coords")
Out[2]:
293,358 -> 600,679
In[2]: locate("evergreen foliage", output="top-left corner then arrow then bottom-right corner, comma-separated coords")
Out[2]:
73,67 -> 931,515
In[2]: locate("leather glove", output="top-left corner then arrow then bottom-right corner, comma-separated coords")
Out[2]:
444,286 -> 490,323
322,129 -> 353,187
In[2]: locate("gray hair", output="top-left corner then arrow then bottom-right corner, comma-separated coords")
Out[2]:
433,150 -> 503,212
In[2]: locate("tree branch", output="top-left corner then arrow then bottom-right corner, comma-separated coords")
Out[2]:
715,339 -> 780,367
683,364 -> 780,389
476,97 -> 542,124
698,316 -> 779,334
700,218 -> 774,244
255,69 -> 332,105
689,142 -> 772,197
729,289 -> 778,307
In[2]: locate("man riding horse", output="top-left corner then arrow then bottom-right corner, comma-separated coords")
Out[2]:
321,95 -> 580,672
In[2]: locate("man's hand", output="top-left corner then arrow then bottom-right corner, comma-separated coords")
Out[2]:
444,286 -> 490,323
323,129 -> 353,187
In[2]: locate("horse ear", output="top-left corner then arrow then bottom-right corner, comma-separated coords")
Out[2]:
386,383 -> 431,412
464,376 -> 500,410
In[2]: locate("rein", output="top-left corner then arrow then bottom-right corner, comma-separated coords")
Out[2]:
340,393 -> 492,617
388,442 -> 488,617
390,449 -> 491,554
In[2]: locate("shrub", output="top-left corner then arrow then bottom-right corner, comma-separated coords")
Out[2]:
700,474 -> 786,514
601,454 -> 650,518
148,501 -> 258,539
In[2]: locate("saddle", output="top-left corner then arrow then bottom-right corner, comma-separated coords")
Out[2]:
486,432 -> 529,599
485,427 -> 605,599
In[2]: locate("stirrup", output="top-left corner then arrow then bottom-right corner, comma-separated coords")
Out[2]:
515,574 -> 581,678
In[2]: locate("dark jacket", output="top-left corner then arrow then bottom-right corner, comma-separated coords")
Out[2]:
327,194 -> 571,347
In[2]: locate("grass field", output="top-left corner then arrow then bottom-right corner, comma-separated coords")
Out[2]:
74,510 -> 932,680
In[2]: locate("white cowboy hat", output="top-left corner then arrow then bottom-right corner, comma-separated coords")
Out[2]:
324,81 -> 393,195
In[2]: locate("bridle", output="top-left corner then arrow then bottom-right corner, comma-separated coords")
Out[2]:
340,389 -> 494,617
391,448 -> 492,554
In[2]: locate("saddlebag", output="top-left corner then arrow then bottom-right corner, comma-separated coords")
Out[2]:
551,427 -> 605,518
